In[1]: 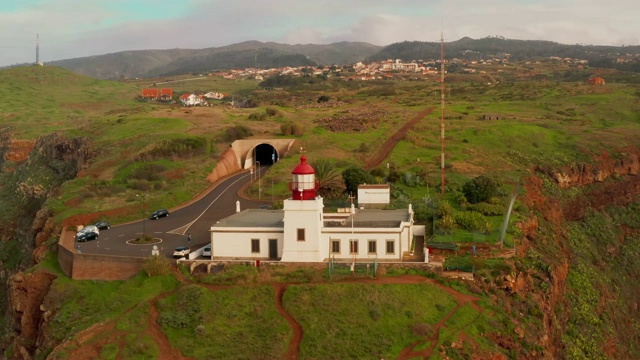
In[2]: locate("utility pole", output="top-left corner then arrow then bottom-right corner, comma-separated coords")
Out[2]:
440,28 -> 446,196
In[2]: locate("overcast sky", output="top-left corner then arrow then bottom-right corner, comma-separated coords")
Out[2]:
1,0 -> 638,67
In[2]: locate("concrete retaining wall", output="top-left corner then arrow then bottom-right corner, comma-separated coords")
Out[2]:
57,228 -> 145,280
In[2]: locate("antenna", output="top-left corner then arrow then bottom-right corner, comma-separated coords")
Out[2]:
36,33 -> 40,64
440,28 -> 446,196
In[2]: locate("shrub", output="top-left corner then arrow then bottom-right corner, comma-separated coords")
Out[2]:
280,122 -> 304,136
131,163 -> 166,181
265,107 -> 279,116
468,202 -> 505,216
137,137 -> 207,160
462,175 -> 499,204
317,95 -> 330,103
143,256 -> 172,276
453,210 -> 487,231
248,112 -> 267,121
222,125 -> 253,141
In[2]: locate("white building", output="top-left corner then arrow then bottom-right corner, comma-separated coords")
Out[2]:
209,156 -> 425,263
357,184 -> 390,208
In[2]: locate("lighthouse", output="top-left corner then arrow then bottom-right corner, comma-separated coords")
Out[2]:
281,155 -> 325,262
289,155 -> 319,200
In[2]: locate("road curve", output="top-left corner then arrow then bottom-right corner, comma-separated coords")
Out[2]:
77,167 -> 270,258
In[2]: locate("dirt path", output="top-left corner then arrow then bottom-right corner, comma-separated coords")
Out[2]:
147,292 -> 191,360
273,284 -> 303,359
364,106 -> 435,170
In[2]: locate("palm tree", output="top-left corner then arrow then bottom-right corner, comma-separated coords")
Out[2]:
311,158 -> 345,200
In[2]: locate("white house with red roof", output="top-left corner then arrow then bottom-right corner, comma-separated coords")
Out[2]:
210,156 -> 424,263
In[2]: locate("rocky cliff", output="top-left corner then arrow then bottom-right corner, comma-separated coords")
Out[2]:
0,132 -> 97,358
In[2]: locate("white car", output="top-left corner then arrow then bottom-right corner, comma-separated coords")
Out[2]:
173,246 -> 190,258
202,244 -> 211,258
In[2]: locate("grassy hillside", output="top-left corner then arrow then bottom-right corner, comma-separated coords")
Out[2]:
1,64 -> 640,359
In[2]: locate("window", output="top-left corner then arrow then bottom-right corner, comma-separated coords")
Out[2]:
251,239 -> 260,253
297,228 -> 305,241
368,240 -> 377,254
331,240 -> 340,254
386,240 -> 395,254
350,239 -> 359,254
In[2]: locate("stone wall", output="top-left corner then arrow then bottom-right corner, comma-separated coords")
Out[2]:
57,228 -> 145,280
70,253 -> 145,280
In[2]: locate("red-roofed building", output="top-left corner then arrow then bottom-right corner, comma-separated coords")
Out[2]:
588,77 -> 605,85
159,88 -> 173,100
141,88 -> 159,99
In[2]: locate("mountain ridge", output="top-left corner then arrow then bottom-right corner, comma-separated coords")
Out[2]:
5,37 -> 640,79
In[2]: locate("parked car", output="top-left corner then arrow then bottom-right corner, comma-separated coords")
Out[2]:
173,246 -> 190,258
259,205 -> 273,210
150,209 -> 169,220
202,244 -> 211,258
77,225 -> 99,236
76,230 -> 99,242
95,221 -> 111,230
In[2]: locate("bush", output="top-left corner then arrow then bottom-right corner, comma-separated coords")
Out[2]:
143,256 -> 172,276
462,175 -> 499,204
222,125 -> 253,141
248,112 -> 267,121
453,210 -> 487,231
137,137 -> 207,160
131,163 -> 166,181
468,202 -> 505,216
280,122 -> 304,136
317,95 -> 330,103
265,107 -> 279,116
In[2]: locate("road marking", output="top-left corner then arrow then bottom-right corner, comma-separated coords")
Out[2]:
171,172 -> 251,235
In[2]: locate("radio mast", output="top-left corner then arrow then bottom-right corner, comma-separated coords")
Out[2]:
440,30 -> 446,196
36,34 -> 40,64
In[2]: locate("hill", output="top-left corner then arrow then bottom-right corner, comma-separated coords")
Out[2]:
43,41 -> 383,80
13,37 -> 640,80
369,36 -> 640,62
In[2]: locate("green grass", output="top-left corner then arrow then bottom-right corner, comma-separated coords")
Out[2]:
45,272 -> 179,343
284,282 -> 458,359
157,284 -> 290,359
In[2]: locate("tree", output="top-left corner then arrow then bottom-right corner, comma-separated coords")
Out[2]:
462,175 -> 499,204
312,159 -> 345,200
342,167 -> 375,195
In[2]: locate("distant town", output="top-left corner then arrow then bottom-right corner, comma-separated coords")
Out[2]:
141,54 -> 609,106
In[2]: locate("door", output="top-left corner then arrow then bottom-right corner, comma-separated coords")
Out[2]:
269,239 -> 278,260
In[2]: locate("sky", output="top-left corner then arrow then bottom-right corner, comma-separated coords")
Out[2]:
1,0 -> 638,67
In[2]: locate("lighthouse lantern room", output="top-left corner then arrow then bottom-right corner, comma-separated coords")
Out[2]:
289,155 -> 319,200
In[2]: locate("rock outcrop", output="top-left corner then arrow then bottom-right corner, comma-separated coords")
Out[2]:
537,147 -> 639,188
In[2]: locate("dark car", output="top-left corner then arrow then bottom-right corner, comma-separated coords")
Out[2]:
150,209 -> 169,220
95,221 -> 111,230
76,231 -> 99,242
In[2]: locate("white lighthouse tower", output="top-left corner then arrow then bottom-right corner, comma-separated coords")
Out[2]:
281,155 -> 324,262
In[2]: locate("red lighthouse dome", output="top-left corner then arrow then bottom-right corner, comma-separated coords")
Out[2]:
289,155 -> 319,200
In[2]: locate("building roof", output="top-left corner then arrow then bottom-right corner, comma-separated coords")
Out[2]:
211,208 -> 411,230
358,184 -> 390,189
324,209 -> 410,228
212,209 -> 284,229
292,155 -> 315,175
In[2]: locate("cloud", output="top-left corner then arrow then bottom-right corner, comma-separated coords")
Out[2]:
0,0 -> 639,67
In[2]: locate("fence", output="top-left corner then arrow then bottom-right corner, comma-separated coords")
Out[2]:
327,256 -> 378,278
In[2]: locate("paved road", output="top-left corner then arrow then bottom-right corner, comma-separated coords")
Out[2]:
76,167 -> 271,258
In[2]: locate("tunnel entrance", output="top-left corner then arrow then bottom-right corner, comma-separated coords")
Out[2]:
254,143 -> 278,166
